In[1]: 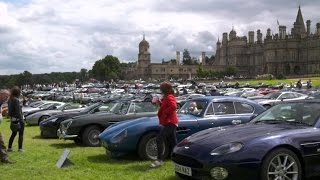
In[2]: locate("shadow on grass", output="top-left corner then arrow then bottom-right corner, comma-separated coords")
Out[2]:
32,135 -> 44,139
50,142 -> 79,149
87,153 -> 141,164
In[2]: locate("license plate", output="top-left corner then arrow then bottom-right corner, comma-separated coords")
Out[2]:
174,163 -> 192,176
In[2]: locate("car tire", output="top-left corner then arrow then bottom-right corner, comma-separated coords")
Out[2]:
82,125 -> 102,147
261,148 -> 302,180
39,115 -> 50,125
176,103 -> 181,110
137,132 -> 168,160
263,104 -> 272,109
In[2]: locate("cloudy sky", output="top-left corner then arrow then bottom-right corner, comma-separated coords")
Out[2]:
0,0 -> 319,75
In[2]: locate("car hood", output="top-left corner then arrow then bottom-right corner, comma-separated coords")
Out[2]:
68,112 -> 114,121
100,114 -> 196,137
185,123 -> 311,149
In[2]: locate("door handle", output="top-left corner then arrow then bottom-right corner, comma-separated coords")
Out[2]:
232,120 -> 242,125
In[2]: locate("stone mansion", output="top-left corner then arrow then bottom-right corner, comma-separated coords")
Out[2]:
125,6 -> 320,80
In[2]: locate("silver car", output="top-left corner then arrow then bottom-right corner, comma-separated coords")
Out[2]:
25,103 -> 83,125
254,91 -> 308,109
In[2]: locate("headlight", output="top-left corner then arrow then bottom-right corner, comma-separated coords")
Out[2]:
110,129 -> 128,144
210,142 -> 243,156
66,121 -> 72,129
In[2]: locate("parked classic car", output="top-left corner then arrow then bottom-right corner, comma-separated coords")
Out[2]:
99,96 -> 266,160
58,100 -> 159,147
172,100 -> 320,180
40,102 -> 113,138
23,101 -> 65,117
25,103 -> 85,125
253,91 -> 308,109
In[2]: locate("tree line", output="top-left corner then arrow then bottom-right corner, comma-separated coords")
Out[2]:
0,51 -> 222,88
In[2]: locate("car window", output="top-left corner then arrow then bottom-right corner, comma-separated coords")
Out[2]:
234,102 -> 254,114
254,103 -> 320,126
128,102 -> 158,113
205,103 -> 214,116
213,102 -> 235,115
279,93 -> 294,99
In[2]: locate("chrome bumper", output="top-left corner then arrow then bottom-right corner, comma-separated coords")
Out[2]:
57,127 -> 78,139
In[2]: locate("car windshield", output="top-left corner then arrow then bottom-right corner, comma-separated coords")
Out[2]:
39,103 -> 56,109
253,103 -> 320,126
263,92 -> 281,99
109,102 -> 130,114
178,100 -> 207,116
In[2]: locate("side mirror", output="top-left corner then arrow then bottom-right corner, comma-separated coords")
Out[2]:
52,106 -> 57,110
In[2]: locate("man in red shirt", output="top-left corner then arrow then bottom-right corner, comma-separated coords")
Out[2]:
151,82 -> 178,168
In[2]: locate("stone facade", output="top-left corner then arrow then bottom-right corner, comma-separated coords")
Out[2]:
215,6 -> 320,77
126,6 -> 320,80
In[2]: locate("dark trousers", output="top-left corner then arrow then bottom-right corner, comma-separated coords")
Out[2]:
156,123 -> 177,161
8,121 -> 25,149
0,132 -> 8,161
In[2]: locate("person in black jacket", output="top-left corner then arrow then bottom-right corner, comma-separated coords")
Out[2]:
7,86 -> 25,152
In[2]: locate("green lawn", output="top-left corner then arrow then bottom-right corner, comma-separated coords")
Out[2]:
0,119 -> 177,180
226,77 -> 320,86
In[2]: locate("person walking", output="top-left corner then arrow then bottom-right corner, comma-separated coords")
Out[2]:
0,89 -> 14,163
7,86 -> 25,152
151,82 -> 178,168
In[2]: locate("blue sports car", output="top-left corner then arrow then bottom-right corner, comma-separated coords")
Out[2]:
172,100 -> 320,180
99,96 -> 265,160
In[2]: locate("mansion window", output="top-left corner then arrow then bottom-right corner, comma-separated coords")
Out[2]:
161,68 -> 165,72
179,68 -> 183,72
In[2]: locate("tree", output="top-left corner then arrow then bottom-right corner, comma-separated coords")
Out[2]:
182,49 -> 192,65
92,55 -> 121,81
80,68 -> 88,83
225,66 -> 236,76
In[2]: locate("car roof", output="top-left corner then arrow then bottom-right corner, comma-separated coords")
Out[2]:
193,96 -> 256,102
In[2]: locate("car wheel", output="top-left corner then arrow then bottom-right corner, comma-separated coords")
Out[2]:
39,115 -> 50,124
263,104 -> 272,109
261,148 -> 302,180
137,132 -> 168,160
82,125 -> 102,147
176,103 -> 181,110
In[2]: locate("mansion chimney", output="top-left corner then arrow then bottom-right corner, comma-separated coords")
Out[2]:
248,31 -> 254,44
176,51 -> 180,65
201,52 -> 206,65
306,20 -> 311,35
279,26 -> 287,39
257,29 -> 262,43
317,23 -> 320,36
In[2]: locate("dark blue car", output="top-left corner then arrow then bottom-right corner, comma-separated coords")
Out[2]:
172,100 -> 320,180
99,96 -> 265,160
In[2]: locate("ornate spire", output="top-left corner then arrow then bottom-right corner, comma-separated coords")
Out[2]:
143,32 -> 145,40
295,6 -> 306,31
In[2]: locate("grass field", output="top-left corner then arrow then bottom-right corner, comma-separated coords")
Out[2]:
0,119 -> 177,180
235,77 -> 320,86
221,77 -> 320,87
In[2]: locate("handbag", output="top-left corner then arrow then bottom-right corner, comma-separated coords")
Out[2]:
10,118 -> 21,131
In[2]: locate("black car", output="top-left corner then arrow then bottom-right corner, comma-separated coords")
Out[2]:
39,102 -> 113,138
57,100 -> 159,147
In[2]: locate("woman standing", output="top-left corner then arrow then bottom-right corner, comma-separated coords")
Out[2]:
7,86 -> 25,152
151,82 -> 178,168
